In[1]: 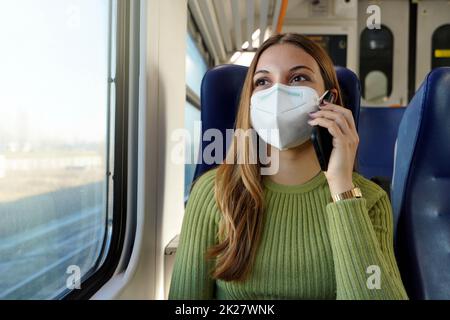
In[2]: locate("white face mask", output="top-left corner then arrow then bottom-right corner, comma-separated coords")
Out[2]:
250,83 -> 328,150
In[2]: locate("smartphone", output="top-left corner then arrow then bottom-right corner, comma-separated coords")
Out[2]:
310,91 -> 336,172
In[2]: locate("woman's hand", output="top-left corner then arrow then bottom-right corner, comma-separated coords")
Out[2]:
307,101 -> 359,195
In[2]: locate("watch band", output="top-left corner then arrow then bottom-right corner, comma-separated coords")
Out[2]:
332,187 -> 362,202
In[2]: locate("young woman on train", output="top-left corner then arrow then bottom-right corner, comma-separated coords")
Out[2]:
169,33 -> 408,300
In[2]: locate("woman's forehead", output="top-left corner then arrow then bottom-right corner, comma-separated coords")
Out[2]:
255,43 -> 320,74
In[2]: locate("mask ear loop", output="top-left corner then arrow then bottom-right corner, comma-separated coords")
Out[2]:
318,90 -> 329,105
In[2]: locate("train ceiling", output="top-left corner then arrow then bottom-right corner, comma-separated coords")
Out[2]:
188,0 -> 290,64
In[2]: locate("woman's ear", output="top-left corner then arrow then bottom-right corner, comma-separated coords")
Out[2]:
330,88 -> 339,103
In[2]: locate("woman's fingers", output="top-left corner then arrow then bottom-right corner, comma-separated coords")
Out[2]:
319,102 -> 357,131
307,117 -> 344,140
309,109 -> 351,136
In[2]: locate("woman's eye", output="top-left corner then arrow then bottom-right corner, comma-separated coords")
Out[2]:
255,78 -> 269,87
291,75 -> 308,83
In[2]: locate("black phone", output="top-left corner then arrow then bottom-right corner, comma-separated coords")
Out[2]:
310,91 -> 336,171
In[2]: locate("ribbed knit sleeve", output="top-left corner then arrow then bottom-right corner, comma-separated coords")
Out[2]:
326,187 -> 408,300
168,170 -> 220,300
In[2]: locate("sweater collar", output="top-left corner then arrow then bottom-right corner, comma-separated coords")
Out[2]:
263,171 -> 327,194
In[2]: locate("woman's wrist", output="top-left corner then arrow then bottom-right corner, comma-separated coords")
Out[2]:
327,176 -> 354,196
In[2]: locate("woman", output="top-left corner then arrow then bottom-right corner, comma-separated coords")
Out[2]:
169,33 -> 408,300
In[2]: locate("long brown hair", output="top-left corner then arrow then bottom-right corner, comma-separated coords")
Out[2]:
207,33 -> 344,282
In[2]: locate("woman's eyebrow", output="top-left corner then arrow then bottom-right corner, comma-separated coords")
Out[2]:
289,65 -> 314,73
254,69 -> 270,76
254,65 -> 314,77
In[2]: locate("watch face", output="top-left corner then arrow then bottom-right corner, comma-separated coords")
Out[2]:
354,187 -> 363,198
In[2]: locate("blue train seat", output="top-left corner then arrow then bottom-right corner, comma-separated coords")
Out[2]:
357,106 -> 406,180
392,67 -> 450,299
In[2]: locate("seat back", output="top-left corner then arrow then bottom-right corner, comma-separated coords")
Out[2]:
392,67 -> 450,299
193,64 -> 361,181
358,106 -> 406,179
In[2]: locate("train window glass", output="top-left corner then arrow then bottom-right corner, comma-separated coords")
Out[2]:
0,0 -> 114,299
184,102 -> 201,200
431,24 -> 450,69
359,25 -> 394,103
184,34 -> 207,199
186,34 -> 208,97
364,70 -> 388,104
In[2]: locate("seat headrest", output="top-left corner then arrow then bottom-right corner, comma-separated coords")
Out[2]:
392,67 -> 450,230
335,66 -> 361,130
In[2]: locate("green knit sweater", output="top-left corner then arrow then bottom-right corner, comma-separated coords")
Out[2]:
169,168 -> 408,300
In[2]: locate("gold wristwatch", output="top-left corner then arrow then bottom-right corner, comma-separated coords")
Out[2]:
331,187 -> 362,202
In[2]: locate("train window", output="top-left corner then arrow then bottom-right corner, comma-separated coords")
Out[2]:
0,0 -> 116,299
359,25 -> 394,104
431,24 -> 450,69
186,34 -> 208,97
184,34 -> 207,199
364,70 -> 388,102
184,102 -> 201,200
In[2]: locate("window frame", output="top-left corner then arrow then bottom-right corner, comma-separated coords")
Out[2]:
63,0 -> 131,300
431,24 -> 450,69
359,24 -> 394,102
